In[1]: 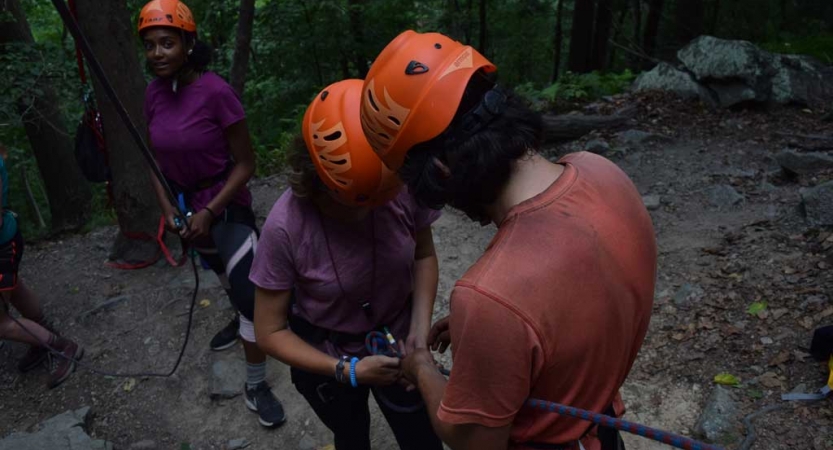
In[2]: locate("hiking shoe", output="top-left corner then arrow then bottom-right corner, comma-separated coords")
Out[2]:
210,316 -> 239,351
47,337 -> 83,389
18,345 -> 48,372
244,381 -> 286,428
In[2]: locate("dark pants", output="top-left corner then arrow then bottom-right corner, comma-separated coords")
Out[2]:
291,367 -> 443,450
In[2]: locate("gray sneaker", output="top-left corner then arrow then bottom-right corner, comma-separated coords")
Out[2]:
244,381 -> 286,428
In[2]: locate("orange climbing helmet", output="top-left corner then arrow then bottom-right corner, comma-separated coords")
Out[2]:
303,79 -> 402,207
137,0 -> 197,34
360,30 -> 496,171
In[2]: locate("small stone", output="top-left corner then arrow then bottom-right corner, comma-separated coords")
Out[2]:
129,441 -> 157,450
584,139 -> 612,155
298,435 -> 317,450
211,360 -> 246,399
642,194 -> 662,211
775,149 -> 833,175
694,386 -> 740,443
673,283 -> 705,307
227,438 -> 250,450
707,185 -> 744,209
801,180 -> 833,227
760,337 -> 774,345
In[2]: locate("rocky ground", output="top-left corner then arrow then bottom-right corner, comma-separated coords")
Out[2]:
1,91 -> 832,450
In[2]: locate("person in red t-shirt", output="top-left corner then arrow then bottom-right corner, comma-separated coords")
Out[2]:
358,31 -> 657,450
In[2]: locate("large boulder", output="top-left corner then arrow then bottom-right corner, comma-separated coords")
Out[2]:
801,180 -> 833,227
633,62 -> 715,105
635,35 -> 833,107
0,407 -> 112,450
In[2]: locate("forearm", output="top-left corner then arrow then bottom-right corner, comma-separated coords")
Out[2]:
257,327 -> 341,378
410,255 -> 439,335
204,160 -> 254,214
415,362 -> 457,443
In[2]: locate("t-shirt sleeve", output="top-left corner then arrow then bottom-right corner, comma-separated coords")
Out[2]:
249,214 -> 296,291
213,82 -> 246,129
438,284 -> 544,427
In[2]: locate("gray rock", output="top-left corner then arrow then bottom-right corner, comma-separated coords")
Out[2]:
0,407 -> 113,450
584,139 -> 612,155
694,386 -> 740,444
227,438 -> 250,450
633,62 -> 715,105
678,36 -> 773,103
642,194 -> 662,211
775,149 -> 833,175
210,359 -> 246,399
709,81 -> 760,108
129,440 -> 158,450
771,54 -> 833,105
801,180 -> 833,227
673,283 -> 704,307
616,129 -> 673,149
707,185 -> 744,209
298,435 -> 317,450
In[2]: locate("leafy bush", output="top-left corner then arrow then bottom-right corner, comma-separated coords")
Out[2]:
761,33 -> 833,64
516,70 -> 636,111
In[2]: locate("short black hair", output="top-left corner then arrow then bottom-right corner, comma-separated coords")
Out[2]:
182,32 -> 212,71
398,72 -> 544,222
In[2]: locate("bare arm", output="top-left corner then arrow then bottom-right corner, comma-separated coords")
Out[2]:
406,226 -> 439,354
206,119 -> 255,214
254,287 -> 401,385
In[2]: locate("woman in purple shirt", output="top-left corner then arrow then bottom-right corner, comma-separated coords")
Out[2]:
138,0 -> 284,428
251,80 -> 443,450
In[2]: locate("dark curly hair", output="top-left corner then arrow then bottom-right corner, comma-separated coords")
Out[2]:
398,71 -> 544,223
286,134 -> 323,199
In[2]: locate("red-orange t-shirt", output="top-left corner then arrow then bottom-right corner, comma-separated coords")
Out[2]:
437,152 -> 657,450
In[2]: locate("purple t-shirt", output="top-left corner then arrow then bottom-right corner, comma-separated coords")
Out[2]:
250,189 -> 441,357
144,72 -> 252,212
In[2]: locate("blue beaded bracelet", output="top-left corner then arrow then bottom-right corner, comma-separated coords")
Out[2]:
349,357 -> 360,388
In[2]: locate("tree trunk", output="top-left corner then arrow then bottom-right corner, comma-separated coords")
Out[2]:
229,0 -> 256,96
550,0 -> 565,83
543,106 -> 636,143
608,0 -> 630,69
643,0 -> 664,61
0,0 -> 92,233
674,0 -> 704,48
300,1 -> 324,86
709,0 -> 721,35
347,0 -> 369,78
478,0 -> 487,54
629,0 -> 642,69
591,0 -> 614,71
568,0 -> 596,73
75,0 -> 161,263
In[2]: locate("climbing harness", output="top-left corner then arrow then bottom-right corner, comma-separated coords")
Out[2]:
8,0 -> 203,379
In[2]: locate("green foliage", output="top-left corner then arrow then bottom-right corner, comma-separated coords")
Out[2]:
761,34 -> 833,64
517,70 -> 635,111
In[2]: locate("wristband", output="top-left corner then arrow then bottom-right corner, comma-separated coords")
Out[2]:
335,356 -> 348,384
349,357 -> 360,388
203,206 -> 217,219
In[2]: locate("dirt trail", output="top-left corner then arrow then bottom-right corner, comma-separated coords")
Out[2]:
2,96 -> 832,449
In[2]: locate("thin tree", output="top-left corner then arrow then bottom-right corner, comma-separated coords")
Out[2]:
74,0 -> 162,264
347,0 -> 369,78
0,0 -> 92,233
568,0 -> 597,74
229,0 -> 256,96
643,0 -> 664,63
551,0 -> 565,83
591,0 -> 615,71
478,0 -> 487,54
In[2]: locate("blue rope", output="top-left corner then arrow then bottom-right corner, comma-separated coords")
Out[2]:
362,331 -> 723,449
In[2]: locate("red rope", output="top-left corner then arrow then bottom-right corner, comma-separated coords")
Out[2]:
106,216 -> 187,270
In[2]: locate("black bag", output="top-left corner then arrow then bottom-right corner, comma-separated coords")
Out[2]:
74,107 -> 110,183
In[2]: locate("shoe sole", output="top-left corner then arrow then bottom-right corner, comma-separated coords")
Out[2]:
49,346 -> 84,389
244,396 -> 286,428
210,339 -> 237,352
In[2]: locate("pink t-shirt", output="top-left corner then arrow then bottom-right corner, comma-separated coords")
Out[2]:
249,189 -> 441,357
144,72 -> 252,212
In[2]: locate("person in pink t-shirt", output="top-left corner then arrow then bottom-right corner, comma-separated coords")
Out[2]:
251,80 -> 443,450
138,0 -> 284,428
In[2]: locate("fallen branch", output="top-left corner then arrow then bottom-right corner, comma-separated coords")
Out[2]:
542,106 -> 637,143
774,132 -> 833,142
